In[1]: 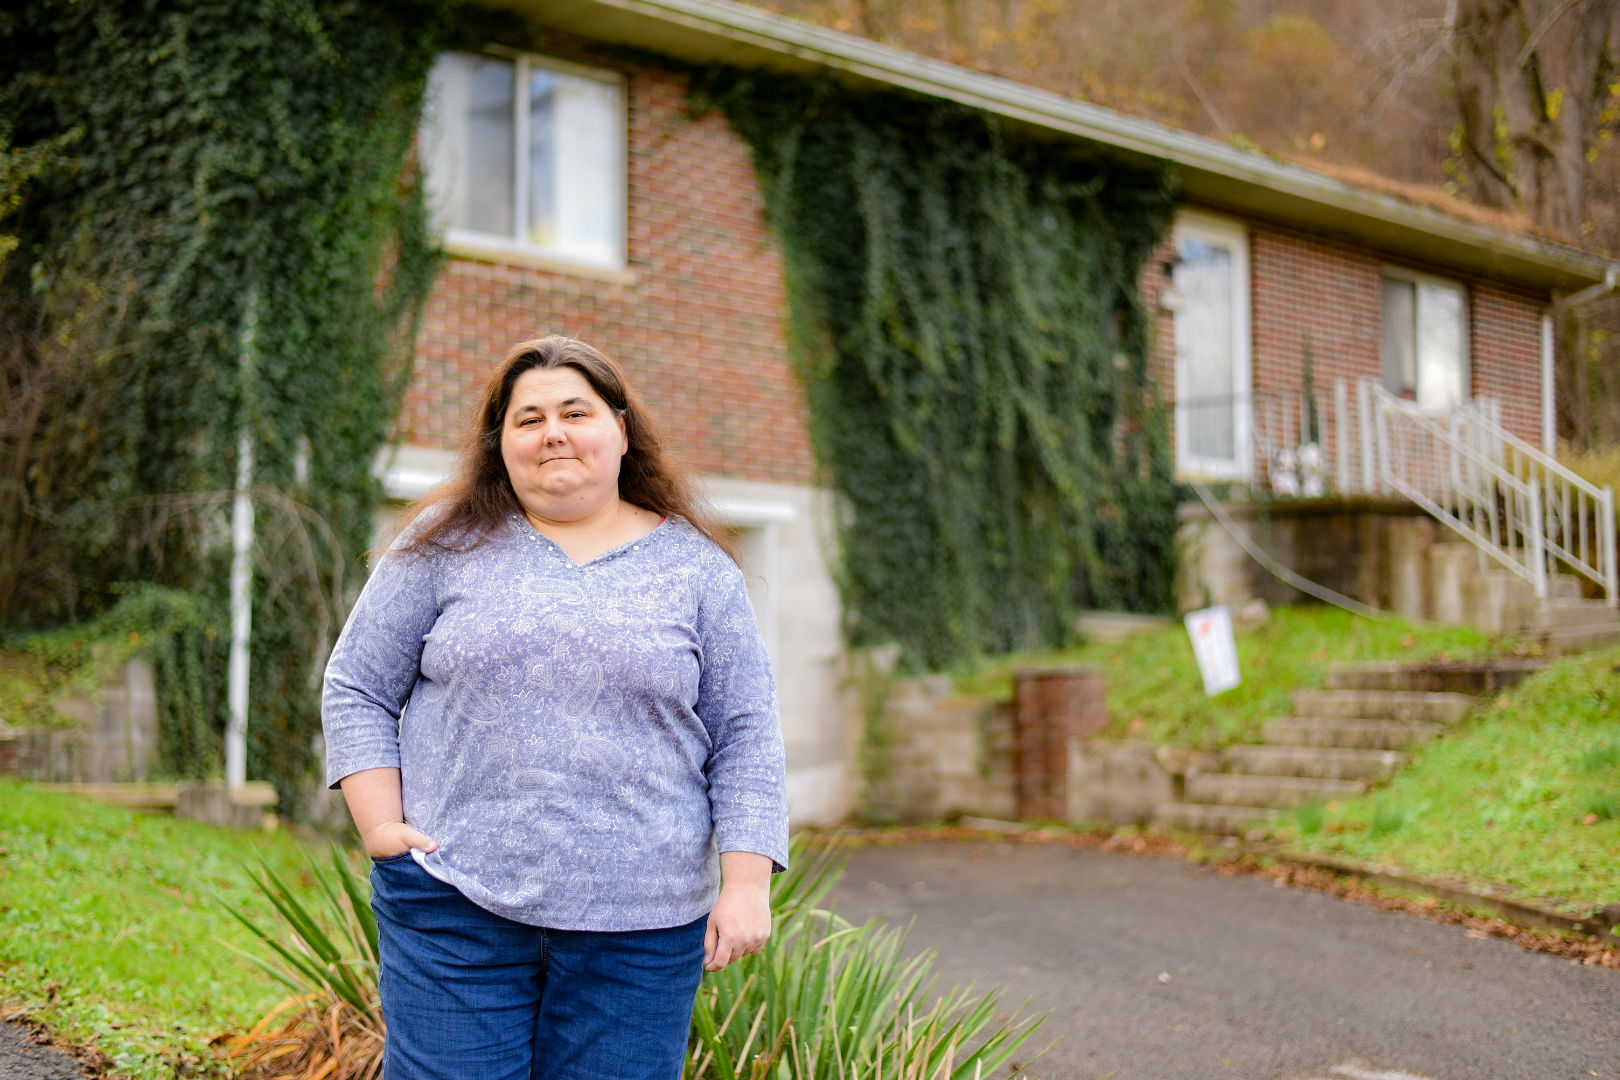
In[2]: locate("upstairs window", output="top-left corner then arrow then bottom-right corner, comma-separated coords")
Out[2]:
422,51 -> 626,269
1381,271 -> 1469,411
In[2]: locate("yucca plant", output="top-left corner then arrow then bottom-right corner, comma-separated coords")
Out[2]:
222,838 -> 1046,1080
687,839 -> 1047,1079
219,847 -> 386,1080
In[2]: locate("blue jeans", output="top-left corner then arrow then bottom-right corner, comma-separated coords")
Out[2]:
369,853 -> 707,1080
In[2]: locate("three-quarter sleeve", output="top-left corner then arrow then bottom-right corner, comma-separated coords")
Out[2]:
321,542 -> 440,789
694,561 -> 790,873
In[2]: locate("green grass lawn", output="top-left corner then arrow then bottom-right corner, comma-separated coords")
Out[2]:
953,605 -> 1502,748
1273,643 -> 1620,915
0,607 -> 1609,1077
0,781 -> 340,1078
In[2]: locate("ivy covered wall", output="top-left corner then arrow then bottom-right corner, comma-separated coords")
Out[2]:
694,72 -> 1184,669
0,0 -> 456,812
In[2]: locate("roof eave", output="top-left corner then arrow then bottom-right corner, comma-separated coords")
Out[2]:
490,0 -> 1618,292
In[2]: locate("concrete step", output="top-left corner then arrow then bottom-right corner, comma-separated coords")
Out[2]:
1505,599 -> 1620,631
1474,566 -> 1583,597
1150,801 -> 1277,835
1222,745 -> 1405,781
1291,688 -> 1476,723
1185,772 -> 1367,808
1526,621 -> 1620,652
1263,716 -> 1445,750
1325,660 -> 1544,694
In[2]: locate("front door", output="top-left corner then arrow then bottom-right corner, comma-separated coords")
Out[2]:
1173,213 -> 1252,480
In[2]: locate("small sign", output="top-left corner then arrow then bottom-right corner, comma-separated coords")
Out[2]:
1184,605 -> 1241,696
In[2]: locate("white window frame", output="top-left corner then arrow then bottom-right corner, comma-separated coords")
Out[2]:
1380,265 -> 1471,413
1171,210 -> 1253,481
426,48 -> 628,272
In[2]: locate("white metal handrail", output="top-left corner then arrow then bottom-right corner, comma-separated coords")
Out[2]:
1450,399 -> 1619,607
1176,375 -> 1618,609
1372,386 -> 1550,598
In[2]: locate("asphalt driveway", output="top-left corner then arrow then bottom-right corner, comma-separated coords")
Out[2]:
828,841 -> 1618,1080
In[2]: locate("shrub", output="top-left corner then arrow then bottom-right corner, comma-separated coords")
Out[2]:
688,842 -> 1045,1078
223,839 -> 1046,1080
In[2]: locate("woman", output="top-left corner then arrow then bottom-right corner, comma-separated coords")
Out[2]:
322,336 -> 788,1080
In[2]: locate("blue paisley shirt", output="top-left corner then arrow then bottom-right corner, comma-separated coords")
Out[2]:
321,514 -> 789,931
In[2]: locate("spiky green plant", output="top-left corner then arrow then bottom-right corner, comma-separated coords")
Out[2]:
220,847 -> 384,1080
224,847 -> 381,1016
688,840 -> 1047,1079
224,839 -> 1047,1079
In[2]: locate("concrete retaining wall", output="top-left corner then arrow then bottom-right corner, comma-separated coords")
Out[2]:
860,675 -> 1016,823
860,668 -> 1189,828
1177,496 -> 1538,629
6,659 -> 158,783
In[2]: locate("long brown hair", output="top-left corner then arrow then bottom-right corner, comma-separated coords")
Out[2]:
397,336 -> 733,560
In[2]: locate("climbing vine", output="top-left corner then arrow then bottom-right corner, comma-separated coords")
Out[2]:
694,72 -> 1183,669
0,0 -> 457,813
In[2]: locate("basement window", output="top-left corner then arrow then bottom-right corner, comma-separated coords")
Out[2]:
1381,271 -> 1469,411
421,50 -> 626,270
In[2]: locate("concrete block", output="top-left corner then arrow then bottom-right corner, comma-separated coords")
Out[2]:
1425,543 -> 1471,625
931,730 -> 980,777
175,782 -> 276,829
1066,739 -> 1176,826
1385,517 -> 1433,621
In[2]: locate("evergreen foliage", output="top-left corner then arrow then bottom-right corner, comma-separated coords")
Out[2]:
694,72 -> 1183,668
0,0 -> 456,813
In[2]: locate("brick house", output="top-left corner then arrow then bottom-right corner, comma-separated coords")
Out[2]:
379,0 -> 1620,826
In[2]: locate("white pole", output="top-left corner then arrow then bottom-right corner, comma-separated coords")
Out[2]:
226,288 -> 259,791
227,429 -> 255,790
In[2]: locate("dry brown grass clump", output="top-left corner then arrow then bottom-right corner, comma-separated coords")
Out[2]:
222,994 -> 384,1080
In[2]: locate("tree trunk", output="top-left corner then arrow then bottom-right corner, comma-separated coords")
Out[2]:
1450,0 -> 1615,240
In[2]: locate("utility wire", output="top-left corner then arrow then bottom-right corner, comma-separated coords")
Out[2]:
1189,479 -> 1396,621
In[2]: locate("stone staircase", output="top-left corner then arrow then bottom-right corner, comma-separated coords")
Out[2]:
1430,541 -> 1620,652
1152,659 -> 1545,835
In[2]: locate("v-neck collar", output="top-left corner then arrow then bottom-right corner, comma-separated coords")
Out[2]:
512,514 -> 672,570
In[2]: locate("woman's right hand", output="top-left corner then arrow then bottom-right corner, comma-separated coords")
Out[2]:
361,820 -> 438,859
340,769 -> 437,858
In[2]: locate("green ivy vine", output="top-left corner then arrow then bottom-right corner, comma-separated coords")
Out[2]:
1,0 -> 457,813
693,72 -> 1184,669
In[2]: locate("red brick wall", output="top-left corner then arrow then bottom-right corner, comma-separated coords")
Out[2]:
1472,282 -> 1547,440
404,31 -> 1553,489
1141,235 -> 1177,395
1251,225 -> 1549,449
402,42 -> 813,487
1145,215 -> 1551,477
1249,228 -> 1384,475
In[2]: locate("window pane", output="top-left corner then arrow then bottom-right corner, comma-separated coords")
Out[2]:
423,52 -> 514,239
1417,280 -> 1467,410
526,67 -> 559,249
530,72 -> 624,265
1178,237 -> 1236,462
1381,277 -> 1416,397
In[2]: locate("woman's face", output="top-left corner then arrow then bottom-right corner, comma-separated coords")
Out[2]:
500,366 -> 628,521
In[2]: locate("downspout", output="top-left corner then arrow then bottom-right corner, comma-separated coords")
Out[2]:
1541,313 -> 1555,457
1546,266 -> 1619,459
